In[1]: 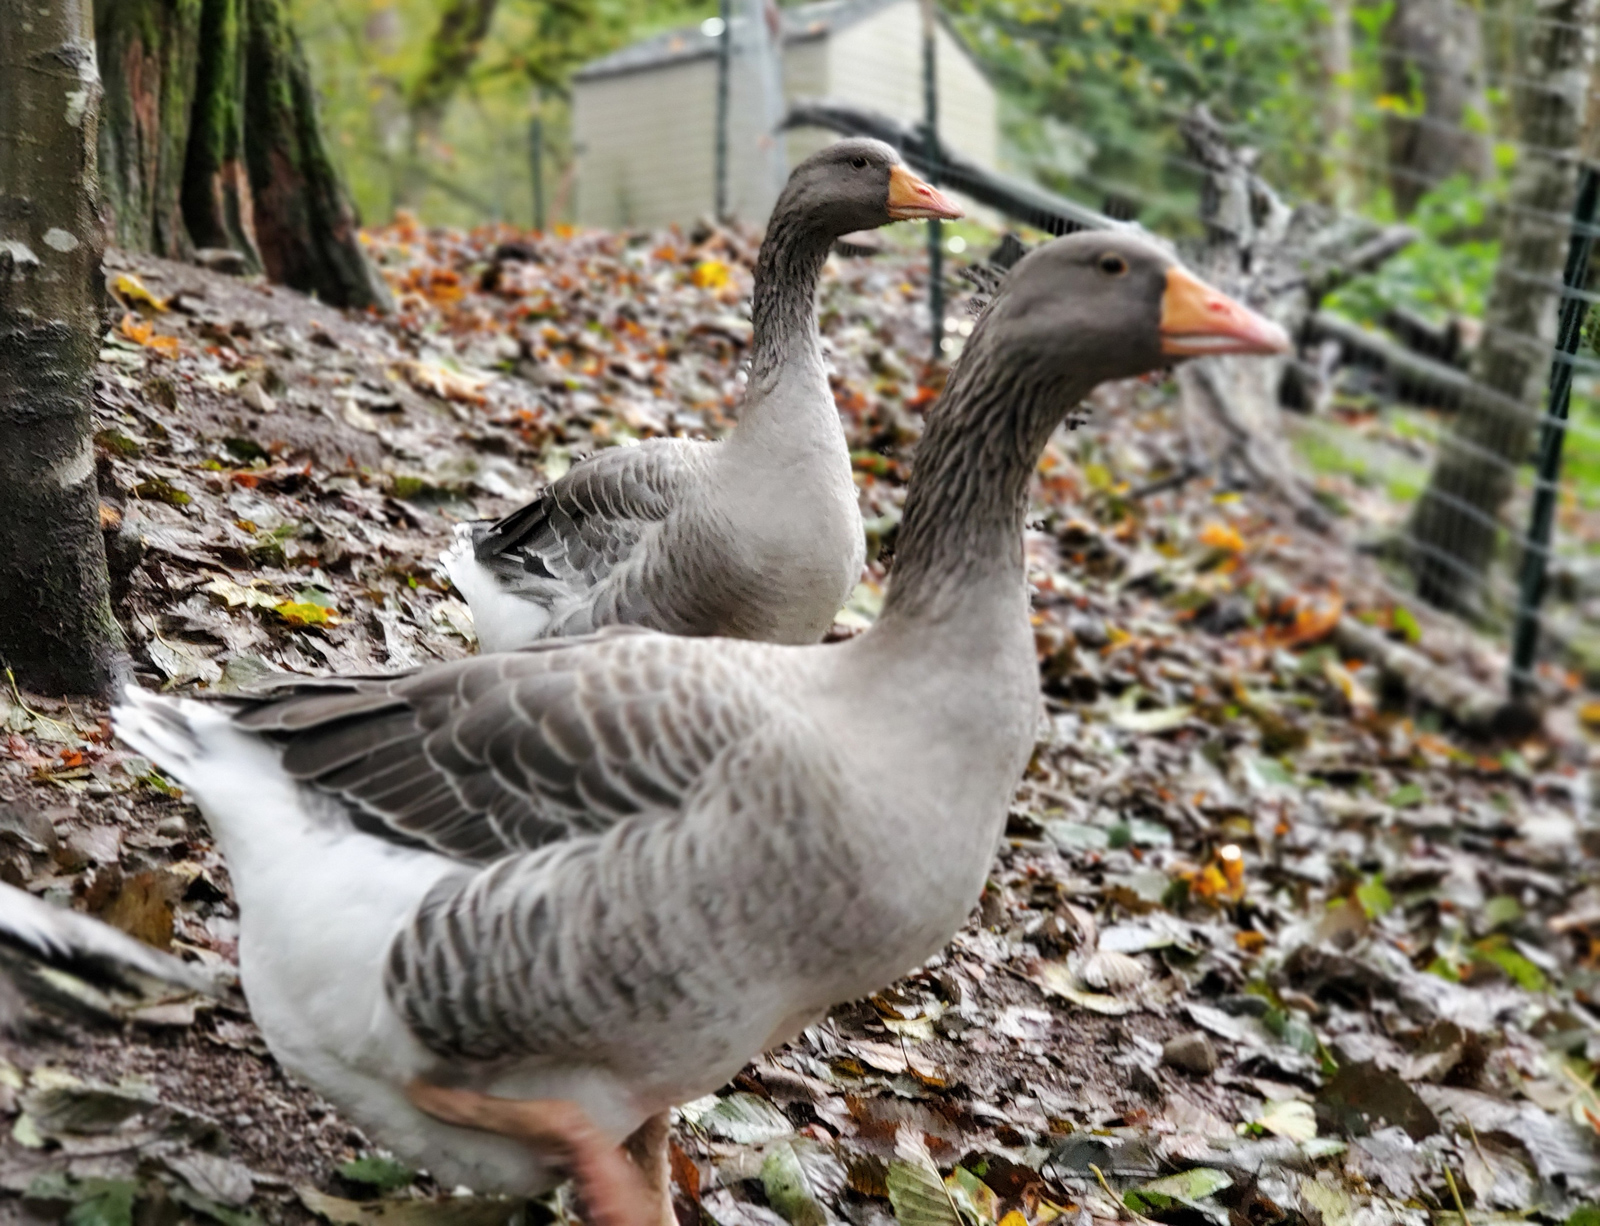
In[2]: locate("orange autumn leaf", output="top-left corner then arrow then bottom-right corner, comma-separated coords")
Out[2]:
1198,520 -> 1246,553
119,312 -> 180,358
1275,589 -> 1344,648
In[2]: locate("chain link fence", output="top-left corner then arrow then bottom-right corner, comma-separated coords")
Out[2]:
803,2 -> 1600,705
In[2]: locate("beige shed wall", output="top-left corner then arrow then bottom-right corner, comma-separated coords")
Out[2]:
573,58 -> 717,229
781,38 -> 834,167
573,0 -> 998,228
824,5 -> 997,170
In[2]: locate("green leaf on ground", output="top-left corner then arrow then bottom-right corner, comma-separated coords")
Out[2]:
887,1130 -> 961,1226
1355,876 -> 1393,918
1387,783 -> 1424,808
336,1154 -> 416,1194
1124,1167 -> 1231,1213
762,1139 -> 842,1226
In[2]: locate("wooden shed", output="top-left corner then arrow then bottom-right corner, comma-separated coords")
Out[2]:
572,0 -> 997,229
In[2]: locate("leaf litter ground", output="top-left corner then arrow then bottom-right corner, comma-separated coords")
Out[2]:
2,217 -> 1599,1226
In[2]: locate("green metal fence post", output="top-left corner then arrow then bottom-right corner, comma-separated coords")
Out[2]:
1509,162 -> 1600,699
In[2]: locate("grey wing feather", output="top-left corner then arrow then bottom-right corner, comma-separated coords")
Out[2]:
468,439 -> 708,610
232,631 -> 770,862
384,716 -> 855,1066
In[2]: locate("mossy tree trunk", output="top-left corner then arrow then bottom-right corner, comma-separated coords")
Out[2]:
183,0 -> 258,262
95,0 -> 202,258
0,0 -> 125,694
93,0 -> 389,311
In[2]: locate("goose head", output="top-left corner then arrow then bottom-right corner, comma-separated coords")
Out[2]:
968,231 -> 1290,393
776,138 -> 963,236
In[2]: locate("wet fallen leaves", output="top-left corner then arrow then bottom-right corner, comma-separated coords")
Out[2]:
0,216 -> 1597,1225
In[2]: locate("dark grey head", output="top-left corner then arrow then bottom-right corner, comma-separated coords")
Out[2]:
972,230 -> 1289,389
774,138 -> 963,237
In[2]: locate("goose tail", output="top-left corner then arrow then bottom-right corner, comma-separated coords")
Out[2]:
112,685 -> 217,784
112,686 -> 297,870
440,521 -> 551,653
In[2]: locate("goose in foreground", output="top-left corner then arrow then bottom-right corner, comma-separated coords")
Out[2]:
114,232 -> 1287,1226
444,139 -> 962,653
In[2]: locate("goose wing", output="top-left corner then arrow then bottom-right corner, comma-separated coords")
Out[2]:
232,630 -> 783,862
382,703 -> 851,1067
468,438 -> 709,612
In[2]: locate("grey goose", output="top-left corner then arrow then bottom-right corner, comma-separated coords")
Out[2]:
114,231 -> 1288,1226
444,139 -> 962,652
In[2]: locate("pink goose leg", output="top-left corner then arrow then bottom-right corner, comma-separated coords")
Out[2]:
407,1082 -> 656,1226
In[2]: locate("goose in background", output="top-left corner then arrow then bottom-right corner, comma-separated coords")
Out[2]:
444,139 -> 962,652
115,232 -> 1287,1226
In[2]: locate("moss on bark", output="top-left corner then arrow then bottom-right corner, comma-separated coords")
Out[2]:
241,0 -> 390,310
93,0 -> 387,310
183,0 -> 260,267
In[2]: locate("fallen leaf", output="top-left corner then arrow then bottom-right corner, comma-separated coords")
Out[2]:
1198,521 -> 1245,553
113,272 -> 169,312
697,1092 -> 793,1144
336,1155 -> 416,1194
1124,1167 -> 1231,1214
1255,1099 -> 1318,1141
762,1138 -> 845,1226
274,600 -> 340,627
119,313 -> 180,358
692,259 -> 731,290
400,360 -> 491,404
203,576 -> 279,611
887,1129 -> 962,1226
298,1188 -> 519,1226
944,1167 -> 999,1226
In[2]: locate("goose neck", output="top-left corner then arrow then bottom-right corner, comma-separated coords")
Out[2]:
744,211 -> 832,393
876,339 -> 1093,631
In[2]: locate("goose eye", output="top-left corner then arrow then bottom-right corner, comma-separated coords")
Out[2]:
850,156 -> 869,169
1098,253 -> 1129,276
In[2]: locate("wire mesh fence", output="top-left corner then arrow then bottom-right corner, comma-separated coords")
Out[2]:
324,0 -> 1600,710
902,0 -> 1600,704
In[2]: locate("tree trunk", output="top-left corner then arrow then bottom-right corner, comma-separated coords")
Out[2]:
183,0 -> 260,264
1409,0 -> 1598,614
1381,0 -> 1490,216
398,0 -> 500,209
1320,0 -> 1356,209
95,0 -> 203,257
241,0 -> 389,308
93,0 -> 389,311
0,0 -> 124,694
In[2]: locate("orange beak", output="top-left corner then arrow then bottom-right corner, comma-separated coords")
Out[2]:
1159,265 -> 1291,356
886,164 -> 964,221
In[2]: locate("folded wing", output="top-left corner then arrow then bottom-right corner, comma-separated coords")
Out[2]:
232,629 -> 778,861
